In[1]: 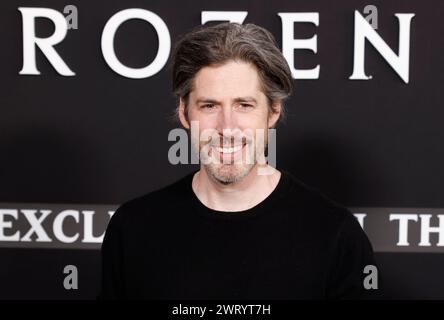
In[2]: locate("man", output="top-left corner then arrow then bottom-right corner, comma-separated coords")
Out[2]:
100,22 -> 377,299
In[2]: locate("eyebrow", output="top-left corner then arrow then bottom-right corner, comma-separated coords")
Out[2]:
195,97 -> 258,104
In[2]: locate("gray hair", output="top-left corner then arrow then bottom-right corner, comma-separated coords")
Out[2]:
171,22 -> 293,122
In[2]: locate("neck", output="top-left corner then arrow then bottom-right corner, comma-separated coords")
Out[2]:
192,165 -> 281,212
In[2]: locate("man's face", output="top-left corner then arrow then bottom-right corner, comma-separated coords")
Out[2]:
179,60 -> 280,184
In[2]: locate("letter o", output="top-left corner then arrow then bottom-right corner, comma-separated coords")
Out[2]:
101,9 -> 170,79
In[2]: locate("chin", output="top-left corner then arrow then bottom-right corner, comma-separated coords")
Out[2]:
204,162 -> 255,185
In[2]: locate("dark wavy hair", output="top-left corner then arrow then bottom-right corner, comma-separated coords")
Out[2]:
171,22 -> 293,122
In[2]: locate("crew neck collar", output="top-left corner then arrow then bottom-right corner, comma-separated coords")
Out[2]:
185,169 -> 293,221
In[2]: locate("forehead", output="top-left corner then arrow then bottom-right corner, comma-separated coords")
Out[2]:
191,60 -> 263,99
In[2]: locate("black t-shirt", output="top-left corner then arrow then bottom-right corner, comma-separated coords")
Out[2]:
100,170 -> 377,299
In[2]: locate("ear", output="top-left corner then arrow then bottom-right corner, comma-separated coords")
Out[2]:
178,97 -> 190,129
268,101 -> 281,128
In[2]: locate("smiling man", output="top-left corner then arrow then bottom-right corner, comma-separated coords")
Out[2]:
179,59 -> 283,211
100,22 -> 378,300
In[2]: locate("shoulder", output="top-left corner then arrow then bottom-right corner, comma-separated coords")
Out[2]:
108,171 -> 195,229
281,171 -> 371,251
282,172 -> 376,298
283,171 -> 356,226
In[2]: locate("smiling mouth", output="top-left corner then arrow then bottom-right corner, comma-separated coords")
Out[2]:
209,142 -> 247,159
213,144 -> 244,154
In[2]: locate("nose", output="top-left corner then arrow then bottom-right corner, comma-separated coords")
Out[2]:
217,106 -> 237,133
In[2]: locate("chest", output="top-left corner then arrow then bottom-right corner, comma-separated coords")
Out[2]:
125,219 -> 329,299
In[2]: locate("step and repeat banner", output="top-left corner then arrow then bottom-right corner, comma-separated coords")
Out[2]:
1,204 -> 444,253
1,0 -> 443,299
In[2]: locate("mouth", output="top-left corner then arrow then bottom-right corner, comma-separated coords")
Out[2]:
209,142 -> 247,163
213,144 -> 243,154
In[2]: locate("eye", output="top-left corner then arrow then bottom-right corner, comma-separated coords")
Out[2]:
240,103 -> 253,109
201,104 -> 215,109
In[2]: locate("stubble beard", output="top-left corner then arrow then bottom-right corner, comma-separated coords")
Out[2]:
201,137 -> 267,185
204,160 -> 255,185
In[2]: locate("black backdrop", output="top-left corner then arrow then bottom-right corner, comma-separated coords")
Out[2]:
1,0 -> 444,299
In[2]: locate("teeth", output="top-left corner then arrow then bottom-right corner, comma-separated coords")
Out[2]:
213,145 -> 243,154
